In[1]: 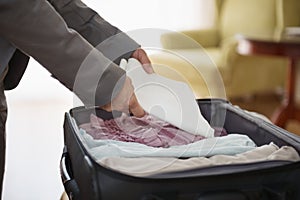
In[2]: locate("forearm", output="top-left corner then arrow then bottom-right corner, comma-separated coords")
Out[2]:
48,0 -> 140,64
0,0 -> 125,106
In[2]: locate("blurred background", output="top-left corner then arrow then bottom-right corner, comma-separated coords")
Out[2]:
3,0 -> 300,199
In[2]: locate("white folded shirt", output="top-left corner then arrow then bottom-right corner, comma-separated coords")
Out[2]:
119,58 -> 215,138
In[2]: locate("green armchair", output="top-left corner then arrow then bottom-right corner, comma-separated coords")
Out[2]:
150,0 -> 300,99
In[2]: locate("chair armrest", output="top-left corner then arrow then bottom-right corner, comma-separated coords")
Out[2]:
161,28 -> 220,49
219,37 -> 239,67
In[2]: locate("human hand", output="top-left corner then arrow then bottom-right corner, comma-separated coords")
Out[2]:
100,76 -> 145,117
101,48 -> 152,117
131,48 -> 154,74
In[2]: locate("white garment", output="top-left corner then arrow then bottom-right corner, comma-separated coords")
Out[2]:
119,58 -> 215,138
98,143 -> 300,176
79,129 -> 256,159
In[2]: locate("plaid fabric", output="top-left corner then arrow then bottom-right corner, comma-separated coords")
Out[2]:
80,113 -> 227,148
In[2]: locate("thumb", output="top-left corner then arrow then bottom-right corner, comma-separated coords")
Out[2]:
129,94 -> 145,117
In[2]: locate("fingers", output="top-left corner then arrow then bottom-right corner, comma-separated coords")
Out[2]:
142,63 -> 155,74
129,94 -> 145,117
100,76 -> 145,117
101,94 -> 145,117
99,77 -> 132,113
131,48 -> 155,74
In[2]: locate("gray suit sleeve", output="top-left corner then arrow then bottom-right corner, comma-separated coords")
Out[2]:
48,0 -> 140,64
0,0 -> 126,106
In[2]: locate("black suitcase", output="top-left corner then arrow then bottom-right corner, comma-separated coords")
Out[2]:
60,98 -> 300,200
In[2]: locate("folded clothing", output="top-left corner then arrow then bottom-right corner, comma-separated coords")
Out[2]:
79,130 -> 256,159
78,113 -> 255,159
98,143 -> 300,176
80,113 -> 227,148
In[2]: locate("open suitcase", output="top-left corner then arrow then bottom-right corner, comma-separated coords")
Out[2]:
60,98 -> 300,200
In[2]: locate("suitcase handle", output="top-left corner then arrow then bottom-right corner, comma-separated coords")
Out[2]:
60,147 -> 80,200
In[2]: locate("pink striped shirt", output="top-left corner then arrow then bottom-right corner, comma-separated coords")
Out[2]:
80,114 -> 226,148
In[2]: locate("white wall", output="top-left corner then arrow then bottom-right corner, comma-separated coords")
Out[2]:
84,0 -> 215,32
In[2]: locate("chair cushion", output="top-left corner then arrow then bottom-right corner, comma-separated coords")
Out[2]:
220,0 -> 276,39
149,48 -> 227,98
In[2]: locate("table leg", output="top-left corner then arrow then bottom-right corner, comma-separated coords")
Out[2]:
271,58 -> 298,128
271,102 -> 292,127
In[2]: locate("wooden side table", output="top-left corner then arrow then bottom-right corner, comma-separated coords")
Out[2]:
236,35 -> 300,128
